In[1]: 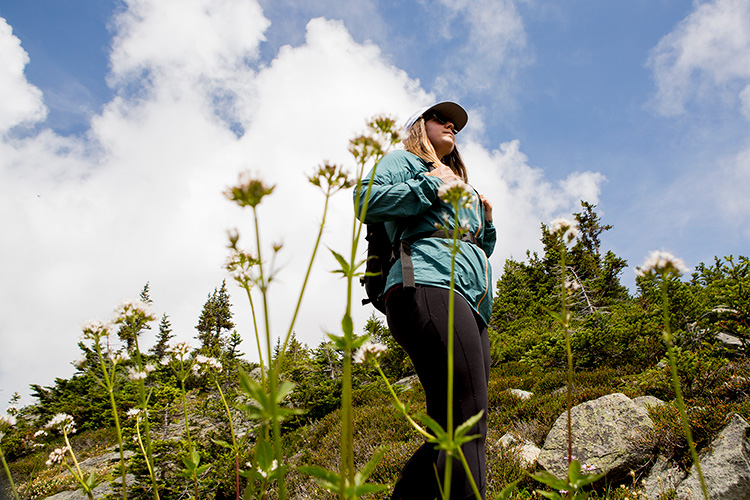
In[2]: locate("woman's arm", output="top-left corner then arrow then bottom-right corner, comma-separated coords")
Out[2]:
479,194 -> 496,257
355,152 -> 443,224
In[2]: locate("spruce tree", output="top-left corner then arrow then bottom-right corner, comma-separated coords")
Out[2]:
118,282 -> 153,350
195,280 -> 235,357
150,313 -> 174,359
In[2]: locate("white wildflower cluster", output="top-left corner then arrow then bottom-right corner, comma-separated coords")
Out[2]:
166,342 -> 192,359
33,429 -> 47,438
81,319 -> 113,340
0,413 -> 17,428
114,298 -> 155,323
437,180 -> 473,209
224,246 -> 258,287
636,251 -> 689,277
126,408 -> 144,420
45,413 -> 76,435
257,459 -> 278,479
108,350 -> 131,365
550,217 -> 580,244
127,364 -> 155,381
353,341 -> 388,365
45,446 -> 70,466
73,354 -> 87,369
564,279 -> 581,293
192,355 -> 223,375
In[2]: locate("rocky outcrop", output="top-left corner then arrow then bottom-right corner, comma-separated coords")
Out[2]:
499,432 -> 541,465
674,413 -> 750,500
538,393 -> 656,481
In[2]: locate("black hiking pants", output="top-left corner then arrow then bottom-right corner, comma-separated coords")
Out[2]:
385,285 -> 490,500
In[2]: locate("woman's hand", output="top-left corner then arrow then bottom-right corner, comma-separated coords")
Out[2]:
426,163 -> 461,184
479,194 -> 493,222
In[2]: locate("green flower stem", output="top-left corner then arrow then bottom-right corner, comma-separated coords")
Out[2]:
375,364 -> 432,439
456,447 -> 482,500
659,278 -> 709,500
441,208 -> 462,500
338,154 -> 382,498
62,427 -> 94,500
0,443 -> 21,500
275,188 -> 333,377
134,418 -> 156,494
132,332 -> 160,500
215,379 -> 240,500
244,285 -> 265,385
252,206 -> 286,500
92,339 -> 127,500
561,249 -> 573,465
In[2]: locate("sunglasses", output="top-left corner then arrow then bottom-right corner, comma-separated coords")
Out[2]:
423,111 -> 458,134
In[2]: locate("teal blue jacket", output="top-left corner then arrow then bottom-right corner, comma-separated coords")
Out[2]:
356,150 -> 496,325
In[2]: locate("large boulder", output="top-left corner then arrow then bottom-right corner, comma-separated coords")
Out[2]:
538,393 -> 656,480
674,413 -> 750,500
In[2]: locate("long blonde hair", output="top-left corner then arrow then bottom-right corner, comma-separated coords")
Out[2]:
403,117 -> 468,182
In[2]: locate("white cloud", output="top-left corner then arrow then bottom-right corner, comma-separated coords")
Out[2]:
0,18 -> 47,133
432,0 -> 530,102
647,0 -> 750,117
0,2 -> 603,403
463,139 -> 605,264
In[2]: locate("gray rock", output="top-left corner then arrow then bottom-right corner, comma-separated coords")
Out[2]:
676,413 -> 750,500
394,374 -> 420,391
44,475 -> 135,500
507,388 -> 534,400
642,455 -> 685,500
499,432 -> 541,466
538,393 -> 656,481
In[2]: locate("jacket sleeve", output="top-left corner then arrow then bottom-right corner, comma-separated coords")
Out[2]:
355,152 -> 443,223
481,221 -> 497,257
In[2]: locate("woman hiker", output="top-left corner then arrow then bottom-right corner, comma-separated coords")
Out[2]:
356,101 -> 496,499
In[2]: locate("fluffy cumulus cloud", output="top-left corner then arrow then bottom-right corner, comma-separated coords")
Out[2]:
0,18 -> 47,132
433,0 -> 530,104
0,0 -> 602,401
647,0 -> 750,117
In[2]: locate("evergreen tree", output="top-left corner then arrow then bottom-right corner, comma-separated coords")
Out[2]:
119,282 -> 153,350
150,313 -> 174,359
195,280 -> 235,357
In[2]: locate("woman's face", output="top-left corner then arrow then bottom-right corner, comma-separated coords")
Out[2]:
424,114 -> 456,158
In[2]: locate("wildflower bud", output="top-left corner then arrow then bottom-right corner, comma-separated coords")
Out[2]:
45,446 -> 70,466
550,217 -> 579,244
308,162 -> 354,193
127,367 -> 148,381
114,299 -> 155,323
224,171 -> 275,208
636,250 -> 688,277
45,413 -> 76,434
0,414 -> 16,428
257,459 -> 279,479
353,341 -> 388,365
81,319 -> 112,340
437,180 -> 472,207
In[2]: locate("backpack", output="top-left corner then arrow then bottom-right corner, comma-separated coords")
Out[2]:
360,222 -> 399,314
359,221 -> 482,313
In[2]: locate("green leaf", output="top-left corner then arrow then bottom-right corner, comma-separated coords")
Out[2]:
342,314 -> 354,337
493,480 -> 519,500
454,410 -> 484,441
211,439 -> 233,450
356,446 -> 387,483
327,332 -> 347,351
329,249 -> 351,276
530,470 -> 571,491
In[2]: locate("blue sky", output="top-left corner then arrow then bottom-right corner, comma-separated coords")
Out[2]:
1,0 -> 749,403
